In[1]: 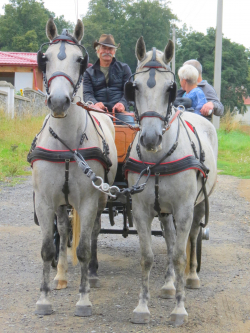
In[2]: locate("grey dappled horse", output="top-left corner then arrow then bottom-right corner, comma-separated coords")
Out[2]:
32,19 -> 117,316
126,37 -> 217,325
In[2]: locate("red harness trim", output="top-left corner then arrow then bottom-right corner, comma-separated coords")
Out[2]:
31,146 -> 106,168
125,155 -> 206,178
36,146 -> 99,152
92,115 -> 100,126
185,121 -> 194,133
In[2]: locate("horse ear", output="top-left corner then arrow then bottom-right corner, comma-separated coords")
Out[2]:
163,40 -> 174,64
135,36 -> 146,61
46,18 -> 58,41
73,19 -> 84,42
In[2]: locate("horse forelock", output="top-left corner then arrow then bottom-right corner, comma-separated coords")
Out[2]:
137,49 -> 169,70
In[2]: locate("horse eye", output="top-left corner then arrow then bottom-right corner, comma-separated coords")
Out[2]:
76,57 -> 83,63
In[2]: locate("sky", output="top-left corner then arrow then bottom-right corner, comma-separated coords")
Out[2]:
0,0 -> 250,49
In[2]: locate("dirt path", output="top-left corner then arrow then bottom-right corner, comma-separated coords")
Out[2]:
0,175 -> 250,333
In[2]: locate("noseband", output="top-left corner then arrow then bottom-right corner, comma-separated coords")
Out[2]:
124,47 -> 176,126
37,29 -> 89,98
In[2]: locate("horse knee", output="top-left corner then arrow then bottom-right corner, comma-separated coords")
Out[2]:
41,239 -> 55,262
76,242 -> 91,263
141,252 -> 154,270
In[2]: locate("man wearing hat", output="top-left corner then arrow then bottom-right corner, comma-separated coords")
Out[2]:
83,34 -> 134,124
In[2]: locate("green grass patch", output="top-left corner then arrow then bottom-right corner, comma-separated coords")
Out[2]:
0,111 -> 46,185
217,128 -> 250,178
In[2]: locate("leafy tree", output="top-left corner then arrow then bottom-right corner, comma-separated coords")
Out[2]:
0,0 -> 73,52
82,0 -> 176,70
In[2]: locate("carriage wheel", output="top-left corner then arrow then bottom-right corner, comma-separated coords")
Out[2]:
196,226 -> 202,273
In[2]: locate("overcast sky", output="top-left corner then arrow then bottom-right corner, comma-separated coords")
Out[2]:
0,0 -> 250,49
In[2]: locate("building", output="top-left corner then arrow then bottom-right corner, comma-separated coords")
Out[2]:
0,51 -> 43,92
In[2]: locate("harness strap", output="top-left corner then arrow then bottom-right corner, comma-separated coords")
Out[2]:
153,173 -> 167,218
124,155 -> 208,178
62,159 -> 70,205
28,146 -> 112,170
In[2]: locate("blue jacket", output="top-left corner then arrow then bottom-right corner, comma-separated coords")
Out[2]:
183,87 -> 207,116
83,58 -> 132,112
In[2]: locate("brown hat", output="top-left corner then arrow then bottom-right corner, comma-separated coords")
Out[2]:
93,34 -> 120,50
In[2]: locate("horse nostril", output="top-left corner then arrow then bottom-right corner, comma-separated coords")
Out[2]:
158,135 -> 162,146
140,135 -> 144,146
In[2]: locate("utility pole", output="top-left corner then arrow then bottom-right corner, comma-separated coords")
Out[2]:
213,0 -> 223,129
172,24 -> 176,75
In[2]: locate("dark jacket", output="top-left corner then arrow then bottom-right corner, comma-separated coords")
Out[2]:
177,80 -> 224,116
83,58 -> 132,112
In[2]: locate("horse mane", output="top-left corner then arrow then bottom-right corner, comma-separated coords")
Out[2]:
137,49 -> 170,70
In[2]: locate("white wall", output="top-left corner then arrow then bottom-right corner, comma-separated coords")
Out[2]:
234,105 -> 250,125
15,72 -> 33,91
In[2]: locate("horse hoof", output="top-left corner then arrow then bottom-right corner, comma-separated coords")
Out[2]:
35,303 -> 53,316
170,313 -> 188,327
131,311 -> 150,324
186,278 -> 200,289
75,305 -> 92,317
160,287 -> 176,299
89,276 -> 100,288
53,280 -> 67,290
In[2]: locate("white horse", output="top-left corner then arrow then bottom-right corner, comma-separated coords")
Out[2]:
31,19 -> 117,316
124,37 -> 217,325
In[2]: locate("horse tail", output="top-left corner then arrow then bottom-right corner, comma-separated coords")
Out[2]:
72,208 -> 80,266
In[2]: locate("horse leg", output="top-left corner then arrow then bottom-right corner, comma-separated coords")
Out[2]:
186,201 -> 205,289
131,211 -> 154,324
75,199 -> 98,317
160,214 -> 176,298
53,205 -> 69,290
35,201 -> 55,315
88,213 -> 101,288
170,208 -> 193,326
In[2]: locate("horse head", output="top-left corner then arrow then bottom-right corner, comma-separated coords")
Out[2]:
126,37 -> 175,151
38,18 -> 88,118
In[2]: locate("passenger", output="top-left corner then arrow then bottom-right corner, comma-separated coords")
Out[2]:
178,64 -> 207,116
83,34 -> 134,125
177,59 -> 224,117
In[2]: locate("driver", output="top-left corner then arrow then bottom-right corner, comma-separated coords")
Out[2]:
83,34 -> 134,124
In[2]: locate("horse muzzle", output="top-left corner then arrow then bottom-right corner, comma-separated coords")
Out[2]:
140,128 -> 163,152
47,93 -> 71,117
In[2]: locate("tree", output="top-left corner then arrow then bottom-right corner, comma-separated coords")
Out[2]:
176,28 -> 250,112
0,0 -> 73,52
82,0 -> 176,70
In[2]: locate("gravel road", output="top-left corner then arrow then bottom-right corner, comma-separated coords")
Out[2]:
0,175 -> 250,333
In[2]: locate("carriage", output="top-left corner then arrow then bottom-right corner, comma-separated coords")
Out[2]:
30,18 -> 217,326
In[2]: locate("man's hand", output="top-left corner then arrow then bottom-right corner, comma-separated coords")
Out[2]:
94,102 -> 106,111
112,103 -> 125,113
200,101 -> 214,116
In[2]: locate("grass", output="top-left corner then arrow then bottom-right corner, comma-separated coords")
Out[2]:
217,112 -> 250,179
0,110 -> 46,185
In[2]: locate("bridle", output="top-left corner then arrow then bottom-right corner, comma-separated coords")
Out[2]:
124,47 -> 177,127
37,29 -> 89,99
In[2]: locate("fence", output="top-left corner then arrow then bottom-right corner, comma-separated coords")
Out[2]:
0,81 -> 48,117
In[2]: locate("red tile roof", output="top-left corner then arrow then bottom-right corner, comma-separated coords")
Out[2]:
0,52 -> 37,66
244,97 -> 250,105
